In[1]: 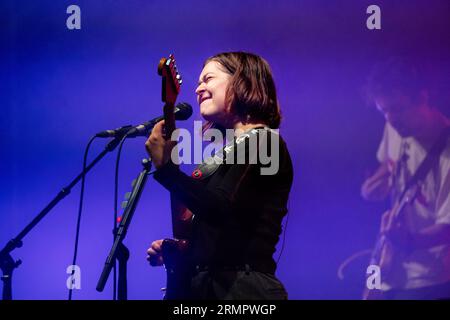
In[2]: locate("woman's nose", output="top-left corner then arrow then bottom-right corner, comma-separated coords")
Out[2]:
195,83 -> 205,95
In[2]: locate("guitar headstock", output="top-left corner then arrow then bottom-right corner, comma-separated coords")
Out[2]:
158,54 -> 182,105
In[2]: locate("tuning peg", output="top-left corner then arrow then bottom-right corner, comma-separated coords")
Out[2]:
121,201 -> 128,209
131,179 -> 137,187
124,192 -> 131,200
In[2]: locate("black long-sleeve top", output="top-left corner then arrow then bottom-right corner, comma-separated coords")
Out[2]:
153,127 -> 293,274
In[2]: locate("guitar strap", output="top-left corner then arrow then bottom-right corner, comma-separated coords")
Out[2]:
191,126 -> 270,180
398,125 -> 450,202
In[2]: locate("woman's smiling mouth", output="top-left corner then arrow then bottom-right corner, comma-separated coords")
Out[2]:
200,96 -> 212,104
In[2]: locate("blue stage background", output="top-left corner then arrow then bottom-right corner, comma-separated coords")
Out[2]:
1,0 -> 449,299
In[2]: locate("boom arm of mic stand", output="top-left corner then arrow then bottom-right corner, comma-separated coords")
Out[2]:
0,135 -> 124,300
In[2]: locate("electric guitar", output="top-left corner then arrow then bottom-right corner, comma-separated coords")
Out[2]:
157,54 -> 193,299
363,183 -> 419,300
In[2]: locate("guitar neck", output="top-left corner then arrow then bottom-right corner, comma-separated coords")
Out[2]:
162,102 -> 192,239
163,103 -> 176,140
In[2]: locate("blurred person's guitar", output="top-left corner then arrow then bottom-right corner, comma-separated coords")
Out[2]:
362,184 -> 418,299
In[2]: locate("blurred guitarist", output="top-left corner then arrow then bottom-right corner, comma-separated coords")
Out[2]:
145,52 -> 293,299
361,57 -> 450,299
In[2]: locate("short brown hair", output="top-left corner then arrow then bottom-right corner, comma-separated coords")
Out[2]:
203,52 -> 281,130
364,56 -> 429,103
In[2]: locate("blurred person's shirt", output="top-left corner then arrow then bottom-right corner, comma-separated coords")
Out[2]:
376,122 -> 450,290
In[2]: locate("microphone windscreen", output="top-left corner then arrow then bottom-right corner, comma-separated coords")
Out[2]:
175,102 -> 193,121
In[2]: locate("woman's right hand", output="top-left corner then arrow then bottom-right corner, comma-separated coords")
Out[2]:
146,239 -> 164,266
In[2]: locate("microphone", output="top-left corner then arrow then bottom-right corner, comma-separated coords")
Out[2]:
95,102 -> 193,138
126,102 -> 192,138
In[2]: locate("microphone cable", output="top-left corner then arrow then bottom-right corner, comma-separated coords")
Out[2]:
67,124 -> 159,300
68,135 -> 97,300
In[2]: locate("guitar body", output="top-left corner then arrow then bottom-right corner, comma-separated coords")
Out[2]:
157,54 -> 193,299
363,209 -> 396,300
161,203 -> 194,299
364,186 -> 418,299
375,209 -> 398,277
161,238 -> 191,299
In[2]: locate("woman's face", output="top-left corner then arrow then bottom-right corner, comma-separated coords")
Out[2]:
195,60 -> 232,126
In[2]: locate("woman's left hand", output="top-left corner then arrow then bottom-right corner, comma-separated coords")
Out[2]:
145,120 -> 176,169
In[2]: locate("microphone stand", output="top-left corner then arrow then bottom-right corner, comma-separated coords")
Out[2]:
96,158 -> 152,300
0,135 -> 124,300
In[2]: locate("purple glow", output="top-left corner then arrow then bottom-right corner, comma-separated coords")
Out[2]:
1,0 -> 449,299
